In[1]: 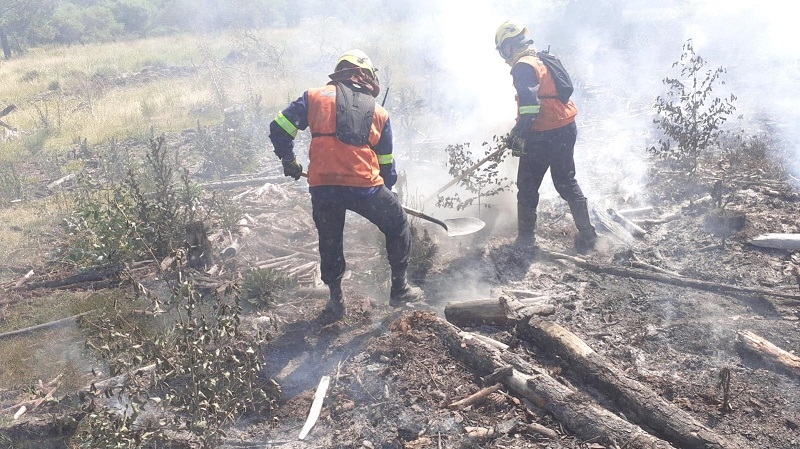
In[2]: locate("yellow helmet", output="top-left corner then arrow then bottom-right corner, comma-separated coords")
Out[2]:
495,20 -> 530,59
335,49 -> 376,78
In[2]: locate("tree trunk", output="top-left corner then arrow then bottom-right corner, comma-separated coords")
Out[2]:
0,28 -> 10,60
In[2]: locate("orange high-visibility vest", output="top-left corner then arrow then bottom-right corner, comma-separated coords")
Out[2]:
515,55 -> 578,132
306,85 -> 389,187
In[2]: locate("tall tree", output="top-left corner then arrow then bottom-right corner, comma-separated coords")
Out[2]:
0,0 -> 53,59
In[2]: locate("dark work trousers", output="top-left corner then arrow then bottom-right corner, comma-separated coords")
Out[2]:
517,121 -> 587,209
311,185 -> 410,286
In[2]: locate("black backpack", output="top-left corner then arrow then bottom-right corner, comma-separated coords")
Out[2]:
536,50 -> 574,104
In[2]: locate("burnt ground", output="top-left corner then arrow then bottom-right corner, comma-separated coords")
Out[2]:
216,161 -> 800,448
2,151 -> 800,449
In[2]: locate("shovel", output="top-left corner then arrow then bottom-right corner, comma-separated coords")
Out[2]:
299,172 -> 485,237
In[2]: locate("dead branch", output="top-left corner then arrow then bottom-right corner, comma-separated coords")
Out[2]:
0,310 -> 96,341
299,375 -> 330,440
201,176 -> 287,190
538,248 -> 800,303
520,422 -> 559,440
448,383 -> 502,410
25,267 -> 122,290
518,318 -> 742,449
262,243 -> 319,260
737,330 -> 800,379
0,104 -> 16,119
608,208 -> 647,237
12,269 -> 34,289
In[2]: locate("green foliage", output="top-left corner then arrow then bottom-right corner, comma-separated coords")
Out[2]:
76,274 -> 279,448
408,225 -> 438,283
61,136 -> 202,266
649,39 -> 737,172
437,139 -> 512,211
0,162 -> 26,203
241,268 -> 294,307
195,118 -> 259,180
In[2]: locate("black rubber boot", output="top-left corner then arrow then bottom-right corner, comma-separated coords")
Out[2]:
320,282 -> 345,323
515,203 -> 538,249
389,271 -> 424,307
568,199 -> 598,252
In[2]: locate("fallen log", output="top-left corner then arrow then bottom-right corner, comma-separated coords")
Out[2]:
737,330 -> 800,378
0,310 -> 97,341
749,233 -> 800,251
539,249 -> 800,303
25,267 -> 121,290
608,208 -> 647,238
589,203 -> 637,246
414,313 -> 676,448
517,318 -> 742,449
444,296 -> 554,328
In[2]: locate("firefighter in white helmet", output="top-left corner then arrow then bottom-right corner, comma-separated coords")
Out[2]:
269,49 -> 424,323
495,20 -> 597,252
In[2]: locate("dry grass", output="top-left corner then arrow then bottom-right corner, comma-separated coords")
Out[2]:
0,291 -> 114,391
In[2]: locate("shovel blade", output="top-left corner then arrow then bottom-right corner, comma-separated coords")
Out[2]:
442,217 -> 486,237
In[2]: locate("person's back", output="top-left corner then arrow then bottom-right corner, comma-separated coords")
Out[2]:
495,20 -> 598,252
268,49 -> 423,323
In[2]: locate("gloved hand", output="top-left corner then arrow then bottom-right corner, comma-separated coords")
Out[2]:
507,126 -> 527,157
281,158 -> 303,180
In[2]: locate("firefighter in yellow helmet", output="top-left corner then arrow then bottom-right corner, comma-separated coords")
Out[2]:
269,49 -> 424,323
495,20 -> 597,252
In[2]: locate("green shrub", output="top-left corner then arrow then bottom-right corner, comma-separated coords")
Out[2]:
649,39 -> 737,172
76,276 -> 279,448
61,136 -> 202,266
438,139 -> 512,211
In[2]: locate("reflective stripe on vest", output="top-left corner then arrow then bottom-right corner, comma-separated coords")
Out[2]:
306,85 -> 389,187
515,55 -> 578,132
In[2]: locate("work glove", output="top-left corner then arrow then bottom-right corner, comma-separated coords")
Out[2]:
281,158 -> 303,180
507,125 -> 527,157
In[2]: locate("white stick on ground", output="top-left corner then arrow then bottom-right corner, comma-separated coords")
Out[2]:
298,375 -> 330,440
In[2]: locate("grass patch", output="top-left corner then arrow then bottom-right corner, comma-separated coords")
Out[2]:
0,291 -> 117,391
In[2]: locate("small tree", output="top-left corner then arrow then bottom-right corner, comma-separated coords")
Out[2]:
650,39 -> 737,172
437,139 -> 512,212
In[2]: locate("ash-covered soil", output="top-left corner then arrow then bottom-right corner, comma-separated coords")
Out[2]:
221,163 -> 800,448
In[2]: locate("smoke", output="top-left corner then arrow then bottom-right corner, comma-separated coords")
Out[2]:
267,0 -> 799,296
354,0 -> 800,210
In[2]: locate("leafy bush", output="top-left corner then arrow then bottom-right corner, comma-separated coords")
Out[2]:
437,139 -> 512,211
241,268 -> 295,307
76,274 -> 279,448
408,226 -> 438,283
61,136 -> 215,266
649,39 -> 737,172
